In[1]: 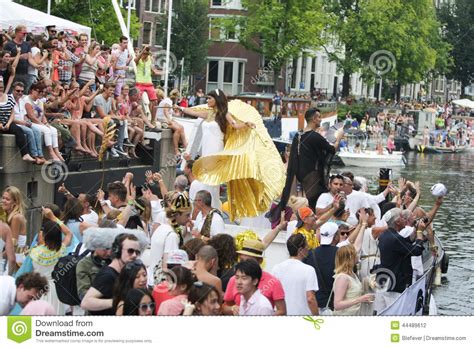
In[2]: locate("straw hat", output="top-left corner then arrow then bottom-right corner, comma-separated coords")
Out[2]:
237,239 -> 264,258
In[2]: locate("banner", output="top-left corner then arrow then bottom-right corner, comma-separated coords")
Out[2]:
0,316 -> 471,347
379,273 -> 427,316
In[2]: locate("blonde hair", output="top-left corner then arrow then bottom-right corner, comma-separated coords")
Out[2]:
4,186 -> 26,223
334,244 -> 357,275
287,196 -> 308,213
88,43 -> 99,55
155,88 -> 165,100
169,89 -> 180,100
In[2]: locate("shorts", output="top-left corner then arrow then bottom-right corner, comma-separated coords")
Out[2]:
114,75 -> 126,96
136,82 -> 157,101
272,104 -> 281,114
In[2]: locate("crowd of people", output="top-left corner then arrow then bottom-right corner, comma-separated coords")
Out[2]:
0,25 -> 205,164
0,132 -> 445,317
0,25 -> 449,317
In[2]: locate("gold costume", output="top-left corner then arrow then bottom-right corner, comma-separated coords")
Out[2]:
193,100 -> 286,220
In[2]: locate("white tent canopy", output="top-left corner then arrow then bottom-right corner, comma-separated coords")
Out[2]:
0,0 -> 91,37
452,99 -> 474,109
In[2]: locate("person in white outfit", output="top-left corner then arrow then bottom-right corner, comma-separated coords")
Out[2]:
24,81 -> 63,161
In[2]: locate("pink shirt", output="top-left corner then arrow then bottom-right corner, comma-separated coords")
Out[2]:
157,294 -> 187,316
224,271 -> 285,307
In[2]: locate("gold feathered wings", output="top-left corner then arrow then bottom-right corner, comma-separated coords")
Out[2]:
192,99 -> 286,220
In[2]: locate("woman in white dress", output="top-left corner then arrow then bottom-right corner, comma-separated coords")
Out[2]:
174,91 -> 226,208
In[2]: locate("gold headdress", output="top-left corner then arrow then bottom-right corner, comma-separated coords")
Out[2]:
168,192 -> 191,213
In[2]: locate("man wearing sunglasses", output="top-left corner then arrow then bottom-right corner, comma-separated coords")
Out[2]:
81,232 -> 140,315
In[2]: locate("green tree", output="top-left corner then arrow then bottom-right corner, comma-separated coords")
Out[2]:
15,0 -> 140,45
225,0 -> 328,92
323,0 -> 368,98
166,0 -> 209,78
438,0 -> 474,97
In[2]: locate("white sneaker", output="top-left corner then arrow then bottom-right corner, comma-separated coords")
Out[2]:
110,148 -> 120,158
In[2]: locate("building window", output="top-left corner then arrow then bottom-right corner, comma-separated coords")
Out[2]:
207,59 -> 246,95
120,0 -> 136,10
143,22 -> 152,45
208,61 -> 219,82
209,16 -> 239,42
223,61 -> 233,83
238,62 -> 244,84
209,18 -> 221,41
147,0 -> 167,13
225,27 -> 237,41
210,0 -> 242,9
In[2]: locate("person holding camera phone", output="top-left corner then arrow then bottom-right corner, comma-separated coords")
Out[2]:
377,208 -> 426,293
134,45 -> 162,121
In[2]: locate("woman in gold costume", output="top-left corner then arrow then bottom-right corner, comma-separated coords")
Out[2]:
176,89 -> 285,220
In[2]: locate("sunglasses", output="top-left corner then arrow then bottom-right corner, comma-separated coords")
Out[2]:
14,89 -> 24,93
340,232 -> 350,236
138,303 -> 155,311
126,248 -> 141,256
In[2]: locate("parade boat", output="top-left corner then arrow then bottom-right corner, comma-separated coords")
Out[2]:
416,144 -> 469,153
337,150 -> 406,167
415,123 -> 470,153
407,108 -> 437,150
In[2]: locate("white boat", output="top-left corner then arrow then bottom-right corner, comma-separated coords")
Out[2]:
338,150 -> 406,167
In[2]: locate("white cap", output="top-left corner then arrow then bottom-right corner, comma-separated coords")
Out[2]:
320,222 -> 339,245
167,250 -> 189,265
430,183 -> 448,197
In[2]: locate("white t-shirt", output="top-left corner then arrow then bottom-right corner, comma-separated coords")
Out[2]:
194,211 -> 225,238
150,200 -> 164,224
81,210 -> 99,226
189,179 -> 207,203
316,192 -> 334,210
0,275 -> 17,315
148,223 -> 179,286
272,259 -> 319,315
13,97 -> 27,122
28,47 -> 41,77
345,190 -> 370,225
156,97 -> 173,122
285,220 -> 298,241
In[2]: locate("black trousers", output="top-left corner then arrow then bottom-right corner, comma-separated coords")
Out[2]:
1,122 -> 29,156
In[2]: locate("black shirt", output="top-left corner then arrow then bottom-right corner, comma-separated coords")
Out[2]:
89,266 -> 119,315
4,40 -> 31,76
295,130 -> 335,182
304,245 -> 338,309
378,228 -> 424,293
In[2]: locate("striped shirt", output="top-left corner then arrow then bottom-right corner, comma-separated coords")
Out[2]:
0,94 -> 15,125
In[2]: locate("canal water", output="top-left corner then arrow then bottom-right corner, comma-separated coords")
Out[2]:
335,150 -> 474,315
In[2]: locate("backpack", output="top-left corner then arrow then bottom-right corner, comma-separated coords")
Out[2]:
52,243 -> 91,306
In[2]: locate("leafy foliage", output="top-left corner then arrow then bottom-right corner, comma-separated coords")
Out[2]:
437,0 -> 474,93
